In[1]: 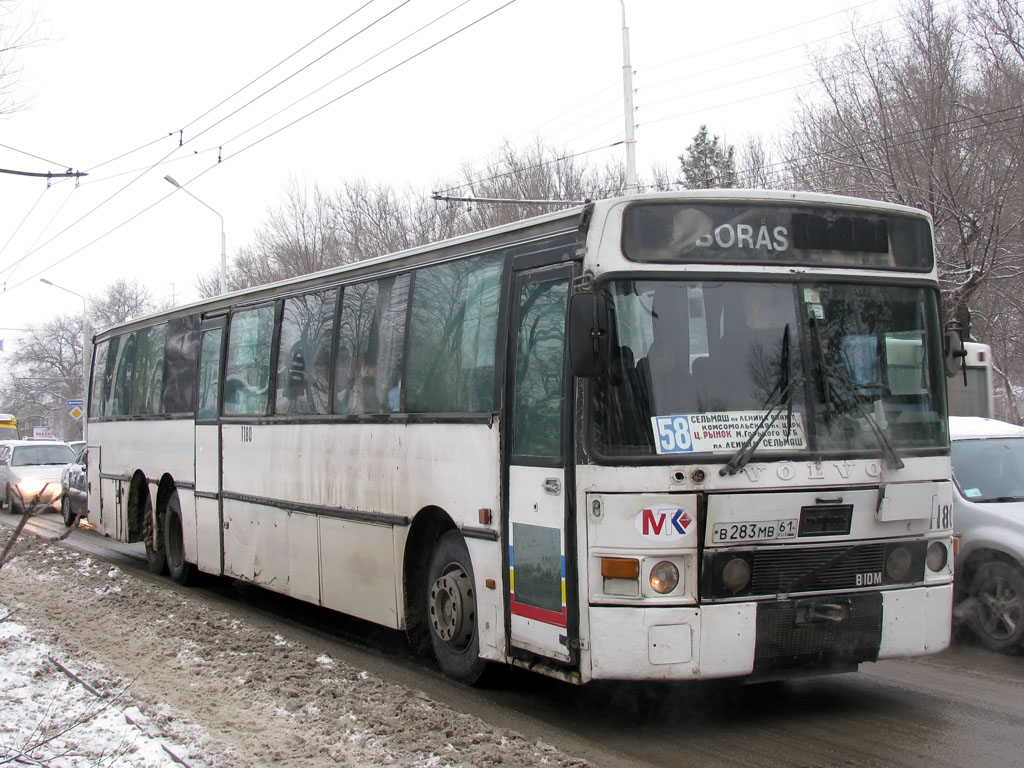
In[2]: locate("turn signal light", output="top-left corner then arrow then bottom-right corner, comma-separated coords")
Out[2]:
601,557 -> 640,580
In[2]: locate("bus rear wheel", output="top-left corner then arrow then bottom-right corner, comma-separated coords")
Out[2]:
142,495 -> 166,575
426,531 -> 489,685
163,491 -> 193,585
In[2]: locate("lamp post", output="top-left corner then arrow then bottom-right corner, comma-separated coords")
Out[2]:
619,0 -> 637,192
164,175 -> 227,295
39,278 -> 88,440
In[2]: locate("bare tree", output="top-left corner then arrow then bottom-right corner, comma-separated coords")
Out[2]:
0,0 -> 40,116
88,278 -> 154,329
783,0 -> 1024,417
0,314 -> 82,438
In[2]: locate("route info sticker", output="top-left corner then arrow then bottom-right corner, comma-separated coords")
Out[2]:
651,411 -> 807,455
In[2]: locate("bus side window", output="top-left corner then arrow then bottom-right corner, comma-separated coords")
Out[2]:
335,276 -> 409,415
108,332 -> 137,417
131,323 -> 168,416
406,251 -> 503,413
276,289 -> 336,415
224,305 -> 275,416
162,314 -> 201,415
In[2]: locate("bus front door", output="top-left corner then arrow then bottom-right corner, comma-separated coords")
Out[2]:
506,265 -> 576,665
194,318 -> 225,575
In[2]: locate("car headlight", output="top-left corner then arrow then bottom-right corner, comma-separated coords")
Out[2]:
16,478 -> 45,496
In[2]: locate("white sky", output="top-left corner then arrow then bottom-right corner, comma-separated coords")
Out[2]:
0,0 -> 907,352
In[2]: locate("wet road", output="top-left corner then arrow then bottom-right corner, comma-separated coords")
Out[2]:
7,511 -> 1024,768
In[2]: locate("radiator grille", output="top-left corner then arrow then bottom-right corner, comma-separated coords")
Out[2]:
749,543 -> 887,594
754,593 -> 882,674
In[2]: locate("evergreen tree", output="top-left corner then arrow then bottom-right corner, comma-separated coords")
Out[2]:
679,125 -> 738,189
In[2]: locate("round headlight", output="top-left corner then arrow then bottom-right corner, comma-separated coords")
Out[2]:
721,557 -> 751,593
649,561 -> 680,594
926,541 -> 948,572
885,546 -> 912,581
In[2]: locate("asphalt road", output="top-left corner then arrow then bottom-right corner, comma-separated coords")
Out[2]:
7,510 -> 1024,768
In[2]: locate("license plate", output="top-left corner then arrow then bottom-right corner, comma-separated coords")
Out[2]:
712,519 -> 798,543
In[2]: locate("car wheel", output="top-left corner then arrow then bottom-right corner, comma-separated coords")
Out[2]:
966,561 -> 1024,652
61,496 -> 76,528
7,485 -> 22,516
426,531 -> 490,685
142,494 -> 167,575
163,490 -> 193,585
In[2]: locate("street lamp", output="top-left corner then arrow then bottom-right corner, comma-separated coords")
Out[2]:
619,0 -> 637,191
39,277 -> 89,440
164,175 -> 227,295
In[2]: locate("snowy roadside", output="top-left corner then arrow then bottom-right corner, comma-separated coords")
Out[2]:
0,527 -> 590,768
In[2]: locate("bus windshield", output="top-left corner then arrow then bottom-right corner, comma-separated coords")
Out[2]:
591,279 -> 947,460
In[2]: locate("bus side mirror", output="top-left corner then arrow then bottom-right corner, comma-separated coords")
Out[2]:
943,322 -> 966,378
568,292 -> 611,378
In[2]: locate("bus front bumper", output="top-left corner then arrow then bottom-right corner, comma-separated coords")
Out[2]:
586,584 -> 953,682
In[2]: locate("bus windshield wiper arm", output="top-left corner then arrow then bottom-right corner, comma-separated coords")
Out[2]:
721,325 -> 797,476
822,363 -> 904,470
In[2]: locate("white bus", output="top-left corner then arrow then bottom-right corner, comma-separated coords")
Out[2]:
86,190 -> 955,685
946,341 -> 994,419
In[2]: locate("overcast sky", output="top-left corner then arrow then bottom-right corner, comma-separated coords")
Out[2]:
0,0 -> 906,351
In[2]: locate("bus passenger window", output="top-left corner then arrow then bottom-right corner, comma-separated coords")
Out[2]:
224,305 -> 275,416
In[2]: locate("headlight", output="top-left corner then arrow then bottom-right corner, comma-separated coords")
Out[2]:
926,541 -> 948,572
649,561 -> 679,594
721,557 -> 752,593
885,545 -> 913,581
16,478 -> 44,496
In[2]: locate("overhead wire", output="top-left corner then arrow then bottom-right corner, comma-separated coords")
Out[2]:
4,0 -> 521,292
1,1 -> 430,283
211,0 -> 478,150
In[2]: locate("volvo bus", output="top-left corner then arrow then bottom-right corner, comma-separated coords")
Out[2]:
85,190 -> 955,684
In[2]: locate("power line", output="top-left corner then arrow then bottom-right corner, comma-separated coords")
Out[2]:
4,1 -> 520,293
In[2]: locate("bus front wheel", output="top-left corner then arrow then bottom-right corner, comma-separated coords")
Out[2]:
163,491 -> 193,585
426,531 -> 488,685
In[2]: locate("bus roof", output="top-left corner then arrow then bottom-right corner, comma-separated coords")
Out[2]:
94,189 -> 932,341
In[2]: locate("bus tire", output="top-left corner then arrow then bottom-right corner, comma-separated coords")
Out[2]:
966,561 -> 1024,652
426,531 -> 489,685
142,494 -> 167,575
163,491 -> 193,586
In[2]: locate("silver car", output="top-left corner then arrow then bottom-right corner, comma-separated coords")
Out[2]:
60,446 -> 88,527
0,440 -> 77,515
950,416 -> 1024,652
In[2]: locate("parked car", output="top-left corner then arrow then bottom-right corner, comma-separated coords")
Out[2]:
0,440 -> 77,514
66,440 -> 86,456
60,446 -> 88,527
950,416 -> 1024,652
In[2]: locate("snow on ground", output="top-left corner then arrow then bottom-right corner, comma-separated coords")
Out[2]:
0,614 -> 197,767
0,527 -> 590,768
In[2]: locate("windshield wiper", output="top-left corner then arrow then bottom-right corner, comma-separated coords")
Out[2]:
721,325 -> 799,476
808,317 -> 903,470
978,495 -> 1024,503
821,359 -> 904,470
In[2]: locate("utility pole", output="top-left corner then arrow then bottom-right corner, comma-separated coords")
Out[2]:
620,0 -> 637,192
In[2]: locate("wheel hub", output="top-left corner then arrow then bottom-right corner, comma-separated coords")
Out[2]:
429,565 -> 476,650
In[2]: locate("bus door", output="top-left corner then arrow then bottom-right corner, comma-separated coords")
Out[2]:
506,264 -> 576,665
194,316 -> 225,575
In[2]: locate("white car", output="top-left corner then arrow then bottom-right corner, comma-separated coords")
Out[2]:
950,416 -> 1024,651
0,440 -> 77,515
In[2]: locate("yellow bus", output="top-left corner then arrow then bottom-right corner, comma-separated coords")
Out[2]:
0,413 -> 19,441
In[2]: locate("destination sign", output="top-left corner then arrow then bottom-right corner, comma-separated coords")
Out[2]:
622,202 -> 933,271
652,410 -> 807,455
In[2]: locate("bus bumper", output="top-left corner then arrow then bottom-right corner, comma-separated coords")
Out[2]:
586,584 -> 953,682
